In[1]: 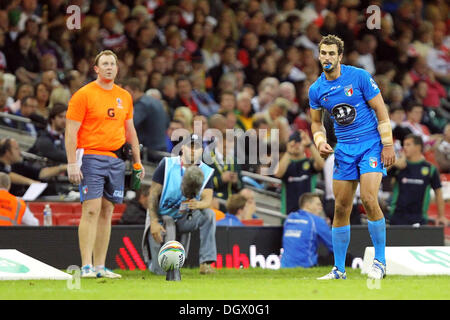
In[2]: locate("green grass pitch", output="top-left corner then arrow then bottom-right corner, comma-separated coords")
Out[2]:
1,267 -> 449,300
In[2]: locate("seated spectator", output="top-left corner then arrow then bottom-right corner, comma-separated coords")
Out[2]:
173,106 -> 194,133
402,102 -> 440,148
47,86 -> 71,110
209,130 -> 244,206
281,192 -> 333,268
0,138 -> 67,196
388,134 -> 447,226
251,82 -> 276,113
28,103 -> 67,164
239,188 -> 258,220
279,81 -> 300,124
119,184 -> 150,225
34,82 -> 50,119
433,123 -> 450,173
165,119 -> 185,153
124,77 -> 169,161
218,90 -> 237,114
253,97 -> 290,145
216,194 -> 247,227
171,76 -> 198,115
389,105 -> 411,157
208,44 -> 240,88
274,130 -> 324,214
235,91 -> 254,131
7,82 -> 34,114
7,31 -> 40,83
0,172 -> 39,226
190,73 -> 220,117
3,96 -> 42,137
409,56 -> 447,110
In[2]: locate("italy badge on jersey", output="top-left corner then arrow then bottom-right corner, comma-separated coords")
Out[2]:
344,85 -> 353,97
369,157 -> 378,168
116,98 -> 123,109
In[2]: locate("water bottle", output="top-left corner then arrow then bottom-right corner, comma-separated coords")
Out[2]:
131,163 -> 143,191
43,204 -> 52,226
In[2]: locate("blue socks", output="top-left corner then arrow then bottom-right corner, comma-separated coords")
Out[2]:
332,225 -> 350,273
367,217 -> 386,265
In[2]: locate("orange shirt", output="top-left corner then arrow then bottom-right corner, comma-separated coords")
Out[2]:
66,81 -> 133,157
0,190 -> 25,226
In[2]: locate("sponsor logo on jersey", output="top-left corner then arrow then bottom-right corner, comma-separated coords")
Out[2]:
113,190 -> 124,198
287,175 -> 309,183
302,162 -> 310,170
331,103 -> 357,126
401,178 -> 424,185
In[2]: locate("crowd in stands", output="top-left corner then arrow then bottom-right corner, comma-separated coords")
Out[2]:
0,0 -> 448,225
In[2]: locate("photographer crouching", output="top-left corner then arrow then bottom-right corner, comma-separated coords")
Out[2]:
143,134 -> 217,275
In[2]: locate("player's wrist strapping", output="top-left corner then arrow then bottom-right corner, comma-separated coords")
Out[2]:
313,131 -> 327,148
377,120 -> 393,146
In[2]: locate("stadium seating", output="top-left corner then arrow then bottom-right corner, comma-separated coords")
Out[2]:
27,202 -> 127,226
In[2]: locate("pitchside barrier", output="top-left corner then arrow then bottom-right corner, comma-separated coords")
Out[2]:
0,249 -> 72,280
362,246 -> 450,276
0,225 -> 444,270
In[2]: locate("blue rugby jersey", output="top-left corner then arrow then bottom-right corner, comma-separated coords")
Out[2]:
309,64 -> 381,142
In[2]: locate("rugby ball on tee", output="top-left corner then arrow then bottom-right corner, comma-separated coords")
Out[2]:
158,240 -> 185,272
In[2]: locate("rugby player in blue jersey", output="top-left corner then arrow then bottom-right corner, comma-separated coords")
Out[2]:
309,35 -> 396,280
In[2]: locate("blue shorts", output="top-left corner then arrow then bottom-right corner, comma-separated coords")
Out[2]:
79,154 -> 126,203
333,136 -> 386,181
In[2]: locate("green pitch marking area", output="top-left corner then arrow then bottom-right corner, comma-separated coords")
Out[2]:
1,267 -> 449,300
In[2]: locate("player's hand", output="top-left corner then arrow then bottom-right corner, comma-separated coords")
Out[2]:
67,163 -> 83,185
318,142 -> 334,159
150,221 -> 166,244
381,145 -> 396,169
187,199 -> 201,210
139,164 -> 146,181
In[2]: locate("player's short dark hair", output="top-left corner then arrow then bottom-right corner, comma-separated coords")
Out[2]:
319,34 -> 344,55
404,134 -> 424,152
298,192 -> 321,210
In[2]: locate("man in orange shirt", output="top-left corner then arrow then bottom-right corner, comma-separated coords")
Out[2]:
65,50 -> 144,279
0,172 -> 39,226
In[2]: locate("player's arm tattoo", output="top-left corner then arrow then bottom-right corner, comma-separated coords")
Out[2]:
148,182 -> 162,223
